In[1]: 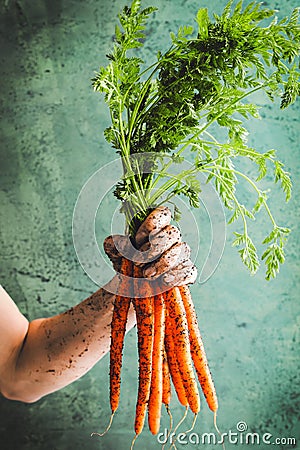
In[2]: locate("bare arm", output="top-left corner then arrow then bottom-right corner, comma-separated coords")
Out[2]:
0,284 -> 133,403
0,206 -> 197,403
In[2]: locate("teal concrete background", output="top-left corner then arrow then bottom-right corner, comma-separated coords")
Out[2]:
0,0 -> 299,449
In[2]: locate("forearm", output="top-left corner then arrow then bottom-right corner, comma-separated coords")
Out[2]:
1,206 -> 194,404
3,286 -> 135,403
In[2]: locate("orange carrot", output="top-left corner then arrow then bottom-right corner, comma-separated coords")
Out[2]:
164,306 -> 189,408
148,294 -> 165,435
162,350 -> 171,407
132,265 -> 154,435
109,258 -> 133,413
164,287 -> 200,414
179,285 -> 218,412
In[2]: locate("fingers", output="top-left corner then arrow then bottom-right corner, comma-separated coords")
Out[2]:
162,260 -> 198,286
142,242 -> 190,279
142,241 -> 198,286
104,206 -> 198,286
103,235 -> 132,272
103,235 -> 122,260
135,206 -> 172,247
103,234 -> 130,258
140,225 -> 181,264
104,206 -> 174,268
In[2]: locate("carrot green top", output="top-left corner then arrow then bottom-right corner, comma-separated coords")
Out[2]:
93,0 -> 300,279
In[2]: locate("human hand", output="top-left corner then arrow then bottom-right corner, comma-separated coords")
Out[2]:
103,206 -> 197,286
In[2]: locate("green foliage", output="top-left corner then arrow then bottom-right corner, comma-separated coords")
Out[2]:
262,226 -> 290,279
233,231 -> 260,275
93,0 -> 300,279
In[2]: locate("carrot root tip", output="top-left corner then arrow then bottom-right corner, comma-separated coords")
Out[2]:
90,411 -> 115,437
162,405 -> 173,450
168,406 -> 188,450
213,411 -> 226,450
130,433 -> 138,450
184,412 -> 198,434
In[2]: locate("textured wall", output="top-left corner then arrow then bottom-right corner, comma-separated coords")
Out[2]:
0,0 -> 299,449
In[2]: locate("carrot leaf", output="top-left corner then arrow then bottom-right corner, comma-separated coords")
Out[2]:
93,0 -> 299,279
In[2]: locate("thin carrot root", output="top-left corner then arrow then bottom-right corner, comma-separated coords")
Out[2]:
130,433 -> 138,450
169,412 -> 198,450
184,412 -> 198,434
90,411 -> 115,437
168,406 -> 188,450
173,406 -> 189,434
214,411 -> 226,450
161,405 -> 173,450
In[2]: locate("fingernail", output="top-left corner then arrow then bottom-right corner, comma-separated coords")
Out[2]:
144,267 -> 157,278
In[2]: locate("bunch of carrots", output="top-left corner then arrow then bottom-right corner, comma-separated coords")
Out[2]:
105,210 -> 218,446
90,0 -> 299,446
